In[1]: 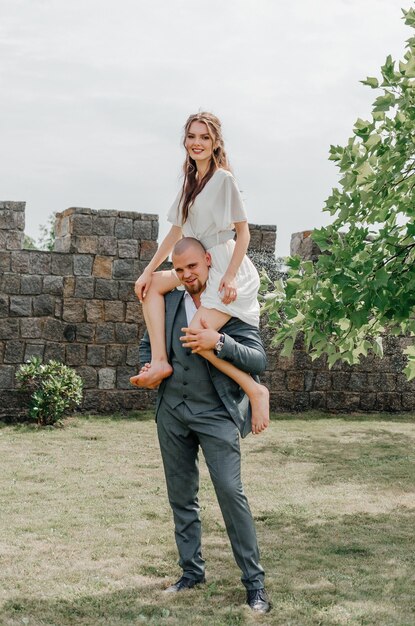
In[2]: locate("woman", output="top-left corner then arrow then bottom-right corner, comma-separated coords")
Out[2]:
130,112 -> 269,433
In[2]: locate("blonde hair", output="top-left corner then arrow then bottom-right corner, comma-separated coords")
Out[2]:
179,112 -> 231,223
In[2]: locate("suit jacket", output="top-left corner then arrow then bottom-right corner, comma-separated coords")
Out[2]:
139,289 -> 267,438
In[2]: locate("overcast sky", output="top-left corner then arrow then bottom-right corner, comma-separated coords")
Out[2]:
1,0 -> 410,256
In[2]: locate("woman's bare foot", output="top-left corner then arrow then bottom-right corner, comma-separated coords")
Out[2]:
250,384 -> 270,434
130,361 -> 173,388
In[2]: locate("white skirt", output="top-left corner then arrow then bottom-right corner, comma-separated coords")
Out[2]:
200,239 -> 260,327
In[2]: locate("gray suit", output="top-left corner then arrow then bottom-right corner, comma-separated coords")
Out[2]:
139,289 -> 266,590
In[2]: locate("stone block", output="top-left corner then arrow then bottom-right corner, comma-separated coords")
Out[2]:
72,214 -> 92,235
115,323 -> 138,344
367,373 -> 397,392
85,300 -> 104,323
63,299 -> 85,322
2,273 -> 20,294
0,365 -> 15,388
375,393 -> 402,412
4,341 -> 25,363
309,391 -> 327,409
10,296 -> 32,317
313,371 -> 332,391
33,294 -> 55,317
44,343 -> 65,362
326,392 -> 360,411
0,208 -> 24,230
116,366 -> 136,389
66,344 -> 87,366
0,319 -> 19,339
63,277 -> 76,298
76,366 -> 98,389
43,276 -> 64,295
97,236 -> 118,256
261,230 -> 276,253
98,209 -> 118,217
152,221 -> 159,239
20,318 -> 44,338
107,345 -> 126,366
104,301 -> 125,322
348,372 -> 369,392
0,295 -> 9,318
248,229 -> 261,251
27,251 -> 51,275
270,392 -> 294,412
43,319 -> 65,341
125,302 -> 142,323
74,277 -> 95,299
0,252 -> 11,271
11,251 -> 29,273
96,323 -> 115,344
286,371 -> 304,391
92,256 -> 112,279
6,230 -> 24,250
331,372 -> 351,391
115,219 -> 133,238
139,240 -> 158,261
126,345 -> 140,366
24,343 -> 45,361
73,255 -> 94,276
63,324 -> 76,342
118,239 -> 139,258
92,216 -> 115,235
76,324 -> 95,343
360,393 -> 377,411
20,275 -> 41,295
51,253 -> 73,275
55,298 -> 62,318
402,393 -> 415,410
118,281 -> 136,301
53,236 -> 71,253
74,236 -> 98,254
113,259 -> 136,280
133,220 -> 152,240
95,279 -> 119,300
87,345 -> 106,366
98,368 -> 116,389
293,392 -> 309,411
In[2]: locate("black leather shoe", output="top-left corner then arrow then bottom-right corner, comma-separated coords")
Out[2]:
246,588 -> 271,613
163,575 -> 205,593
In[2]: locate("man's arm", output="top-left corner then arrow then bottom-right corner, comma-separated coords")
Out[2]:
181,318 -> 267,376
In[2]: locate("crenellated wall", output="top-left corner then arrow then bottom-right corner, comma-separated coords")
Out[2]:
1,203 -> 413,420
0,202 -> 277,419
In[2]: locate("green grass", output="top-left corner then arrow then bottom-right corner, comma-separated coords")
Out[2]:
0,413 -> 414,625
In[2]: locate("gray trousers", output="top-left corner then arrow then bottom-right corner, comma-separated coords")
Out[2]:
157,398 -> 265,590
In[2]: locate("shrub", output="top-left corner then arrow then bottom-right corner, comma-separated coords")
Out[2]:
16,358 -> 83,426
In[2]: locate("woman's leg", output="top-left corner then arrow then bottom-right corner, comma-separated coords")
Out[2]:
130,270 -> 180,387
188,307 -> 269,434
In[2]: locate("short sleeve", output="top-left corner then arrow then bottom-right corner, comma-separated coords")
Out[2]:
167,189 -> 183,227
215,173 -> 247,230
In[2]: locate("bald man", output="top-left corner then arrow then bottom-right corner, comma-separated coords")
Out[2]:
135,237 -> 270,614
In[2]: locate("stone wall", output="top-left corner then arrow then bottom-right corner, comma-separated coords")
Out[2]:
0,202 -> 277,419
260,231 -> 415,413
1,203 -> 413,419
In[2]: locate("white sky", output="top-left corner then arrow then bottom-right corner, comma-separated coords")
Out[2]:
0,0 -> 410,256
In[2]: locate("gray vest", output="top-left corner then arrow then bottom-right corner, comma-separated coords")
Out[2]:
163,300 -> 224,414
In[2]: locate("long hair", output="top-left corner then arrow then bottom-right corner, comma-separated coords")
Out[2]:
179,112 -> 231,223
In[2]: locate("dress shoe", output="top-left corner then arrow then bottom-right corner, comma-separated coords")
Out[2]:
163,575 -> 205,593
246,588 -> 271,613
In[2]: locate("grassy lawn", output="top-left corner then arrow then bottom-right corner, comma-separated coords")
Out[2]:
0,412 -> 414,626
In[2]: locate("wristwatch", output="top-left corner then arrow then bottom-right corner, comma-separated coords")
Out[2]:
215,333 -> 225,354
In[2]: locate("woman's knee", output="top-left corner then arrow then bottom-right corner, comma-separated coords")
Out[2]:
147,270 -> 180,297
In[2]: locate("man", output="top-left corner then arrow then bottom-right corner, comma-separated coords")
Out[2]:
133,237 -> 271,614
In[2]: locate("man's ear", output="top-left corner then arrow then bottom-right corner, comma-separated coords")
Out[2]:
206,252 -> 212,267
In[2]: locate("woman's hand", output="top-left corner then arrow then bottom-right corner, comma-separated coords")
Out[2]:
219,273 -> 237,305
134,269 -> 153,302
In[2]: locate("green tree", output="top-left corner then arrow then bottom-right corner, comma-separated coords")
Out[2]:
263,7 -> 415,379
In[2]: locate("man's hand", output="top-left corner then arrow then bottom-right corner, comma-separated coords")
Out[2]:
180,319 -> 221,354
